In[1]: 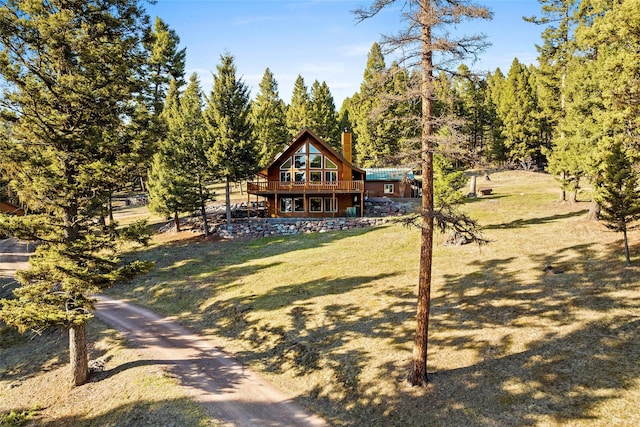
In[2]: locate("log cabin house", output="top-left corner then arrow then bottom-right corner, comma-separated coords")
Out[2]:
247,128 -> 366,218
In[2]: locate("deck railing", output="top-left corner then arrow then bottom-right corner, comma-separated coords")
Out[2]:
247,180 -> 364,193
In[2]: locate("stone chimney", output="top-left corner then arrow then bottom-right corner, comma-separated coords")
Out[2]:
341,130 -> 352,163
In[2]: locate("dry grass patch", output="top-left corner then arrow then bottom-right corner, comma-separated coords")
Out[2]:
0,319 -> 213,426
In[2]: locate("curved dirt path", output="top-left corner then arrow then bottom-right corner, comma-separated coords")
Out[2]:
1,240 -> 327,426
94,296 -> 328,427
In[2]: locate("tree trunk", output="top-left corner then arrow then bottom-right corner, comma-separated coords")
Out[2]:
560,172 -> 566,202
108,191 -> 114,224
174,210 -> 181,232
586,201 -> 600,221
198,176 -> 210,235
225,177 -> 232,230
69,323 -> 89,386
409,0 -> 434,387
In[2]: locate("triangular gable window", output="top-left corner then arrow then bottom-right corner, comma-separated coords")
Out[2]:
295,145 -> 306,154
325,158 -> 337,169
280,157 -> 292,169
309,143 -> 320,154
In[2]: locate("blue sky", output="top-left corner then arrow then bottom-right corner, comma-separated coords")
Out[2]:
146,0 -> 543,106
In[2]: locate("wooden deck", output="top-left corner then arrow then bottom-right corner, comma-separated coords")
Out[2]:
247,180 -> 364,195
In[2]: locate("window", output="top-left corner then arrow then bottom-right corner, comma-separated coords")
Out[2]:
310,198 -> 323,212
325,158 -> 337,169
294,171 -> 306,182
280,171 -> 291,182
325,171 -> 337,182
280,157 -> 292,169
294,198 -> 305,212
309,143 -> 320,153
310,171 -> 322,182
296,145 -> 306,154
294,154 -> 306,168
309,154 -> 322,168
324,197 -> 337,212
384,184 -> 394,194
280,198 -> 292,212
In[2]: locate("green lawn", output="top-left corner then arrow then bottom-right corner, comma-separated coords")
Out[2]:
109,170 -> 640,426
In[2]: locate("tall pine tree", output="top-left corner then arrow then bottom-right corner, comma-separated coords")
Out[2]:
0,0 -> 153,386
286,75 -> 311,137
354,0 -> 491,386
594,140 -> 640,266
309,80 -> 340,150
251,68 -> 289,166
204,54 -> 258,227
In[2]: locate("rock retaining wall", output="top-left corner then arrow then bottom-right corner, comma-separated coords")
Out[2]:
160,198 -> 416,239
215,217 -> 388,239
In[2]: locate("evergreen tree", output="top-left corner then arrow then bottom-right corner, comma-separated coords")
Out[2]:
352,43 -> 387,166
204,54 -> 258,227
166,73 -> 213,235
483,69 -> 508,163
452,64 -> 489,162
498,59 -> 543,169
0,0 -> 153,386
251,68 -> 289,166
286,75 -> 311,137
145,16 -> 187,117
593,140 -> 640,266
126,17 -> 186,194
147,80 -> 200,231
354,0 -> 491,386
526,1 -> 581,199
575,0 -> 640,219
309,80 -> 340,150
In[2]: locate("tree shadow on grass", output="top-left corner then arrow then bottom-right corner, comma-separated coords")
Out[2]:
104,220 -> 640,426
483,209 -> 589,230
275,240 -> 640,426
113,226 -> 381,307
392,242 -> 640,426
20,398 -> 210,427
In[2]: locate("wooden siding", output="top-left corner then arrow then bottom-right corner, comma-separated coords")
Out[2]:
365,181 -> 412,198
247,128 -> 365,217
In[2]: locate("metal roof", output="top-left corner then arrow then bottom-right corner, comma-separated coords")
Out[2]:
364,168 -> 415,181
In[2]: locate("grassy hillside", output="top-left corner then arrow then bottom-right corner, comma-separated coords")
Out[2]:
2,171 -> 639,426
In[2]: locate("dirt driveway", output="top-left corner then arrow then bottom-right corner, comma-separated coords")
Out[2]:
94,296 -> 328,426
1,239 -> 327,426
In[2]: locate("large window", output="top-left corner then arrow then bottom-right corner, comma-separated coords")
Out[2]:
324,197 -> 337,212
294,198 -> 305,212
280,157 -> 292,169
294,154 -> 306,169
310,171 -> 322,183
280,143 -> 342,185
310,198 -> 323,212
309,154 -> 322,168
280,198 -> 292,212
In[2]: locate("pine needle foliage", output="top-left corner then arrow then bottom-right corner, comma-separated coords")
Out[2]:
0,0 -> 155,386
